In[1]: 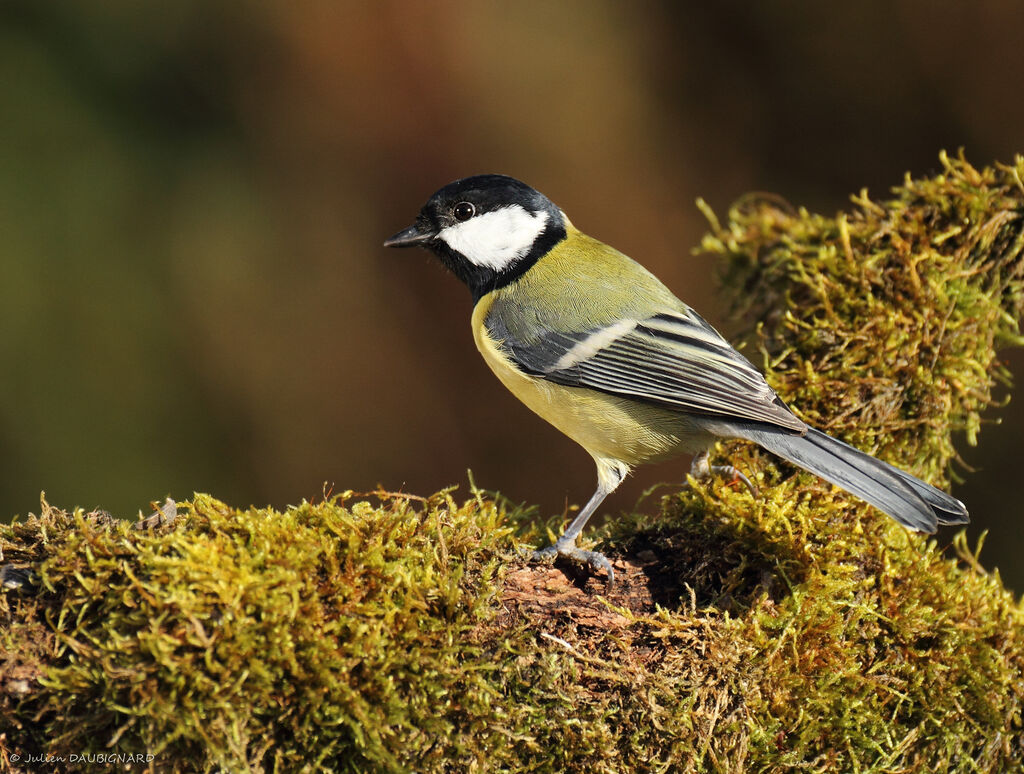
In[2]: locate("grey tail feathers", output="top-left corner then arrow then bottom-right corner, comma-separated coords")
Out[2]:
737,426 -> 969,533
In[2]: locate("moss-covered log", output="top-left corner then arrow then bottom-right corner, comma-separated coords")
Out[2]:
2,152 -> 1023,773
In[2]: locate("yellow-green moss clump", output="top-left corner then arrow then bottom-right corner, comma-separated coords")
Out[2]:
2,152 -> 1024,772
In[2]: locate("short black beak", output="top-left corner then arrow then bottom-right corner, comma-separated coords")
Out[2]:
383,223 -> 435,248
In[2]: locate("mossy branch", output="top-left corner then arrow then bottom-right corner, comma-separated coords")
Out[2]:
2,152 -> 1023,773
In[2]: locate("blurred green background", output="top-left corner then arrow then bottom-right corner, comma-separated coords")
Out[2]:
2,1 -> 1021,591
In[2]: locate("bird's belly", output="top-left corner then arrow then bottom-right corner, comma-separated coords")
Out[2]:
474,322 -> 708,466
512,376 -> 704,465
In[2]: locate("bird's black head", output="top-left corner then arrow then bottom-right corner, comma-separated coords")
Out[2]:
383,174 -> 567,301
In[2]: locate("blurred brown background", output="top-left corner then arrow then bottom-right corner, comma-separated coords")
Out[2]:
1,1 -> 1021,591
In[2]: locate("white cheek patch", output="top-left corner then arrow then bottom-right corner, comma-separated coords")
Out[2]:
437,204 -> 549,271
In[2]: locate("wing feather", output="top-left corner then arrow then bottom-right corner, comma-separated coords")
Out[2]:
490,307 -> 805,431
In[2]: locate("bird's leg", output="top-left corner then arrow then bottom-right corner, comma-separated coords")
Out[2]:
532,485 -> 615,583
687,450 -> 758,496
532,461 -> 626,586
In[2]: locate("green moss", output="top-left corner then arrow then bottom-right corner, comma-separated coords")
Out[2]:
699,150 -> 1024,471
2,152 -> 1023,772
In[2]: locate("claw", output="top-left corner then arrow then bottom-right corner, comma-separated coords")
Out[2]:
531,539 -> 615,586
688,450 -> 759,497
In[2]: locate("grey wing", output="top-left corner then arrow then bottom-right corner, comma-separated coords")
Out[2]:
490,308 -> 806,432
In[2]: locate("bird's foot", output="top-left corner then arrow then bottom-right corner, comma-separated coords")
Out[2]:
686,451 -> 758,497
532,538 -> 615,586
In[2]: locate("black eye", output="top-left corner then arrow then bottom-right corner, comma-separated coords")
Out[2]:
453,202 -> 475,222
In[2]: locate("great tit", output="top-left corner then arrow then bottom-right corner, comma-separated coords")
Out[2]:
384,174 -> 969,582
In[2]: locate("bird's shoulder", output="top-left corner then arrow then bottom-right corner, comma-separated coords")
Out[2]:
482,225 -> 685,342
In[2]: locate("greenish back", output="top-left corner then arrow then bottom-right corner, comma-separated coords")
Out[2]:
485,225 -> 685,343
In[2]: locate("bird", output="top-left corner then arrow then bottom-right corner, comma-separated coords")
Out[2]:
384,174 -> 968,583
